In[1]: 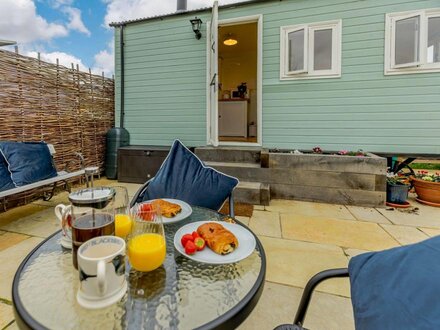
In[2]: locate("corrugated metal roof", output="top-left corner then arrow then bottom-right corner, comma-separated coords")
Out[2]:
109,0 -> 277,27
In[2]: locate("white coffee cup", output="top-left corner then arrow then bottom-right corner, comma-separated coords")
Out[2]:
54,204 -> 72,249
76,236 -> 127,309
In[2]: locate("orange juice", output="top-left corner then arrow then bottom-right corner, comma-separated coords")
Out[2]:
128,233 -> 166,272
115,214 -> 132,238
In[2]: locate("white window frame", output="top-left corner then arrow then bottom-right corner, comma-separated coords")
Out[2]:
280,20 -> 342,80
385,8 -> 440,75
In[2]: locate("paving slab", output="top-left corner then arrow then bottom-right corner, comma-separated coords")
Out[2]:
249,210 -> 281,238
267,199 -> 355,220
4,321 -> 18,330
253,205 -> 265,211
419,227 -> 440,237
0,232 -> 30,252
347,206 -> 391,224
377,204 -> 440,229
259,236 -> 350,297
0,204 -> 50,227
0,208 -> 60,238
281,214 -> 399,251
343,248 -> 370,259
238,281 -> 354,330
380,224 -> 429,246
235,216 -> 250,226
0,237 -> 44,301
0,302 -> 14,329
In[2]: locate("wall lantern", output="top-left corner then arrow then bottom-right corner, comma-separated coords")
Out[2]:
190,17 -> 203,40
223,33 -> 238,46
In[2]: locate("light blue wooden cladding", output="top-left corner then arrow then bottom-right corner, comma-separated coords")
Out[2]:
115,0 -> 440,153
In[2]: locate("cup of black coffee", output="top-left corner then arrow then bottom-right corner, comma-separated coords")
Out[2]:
65,187 -> 116,269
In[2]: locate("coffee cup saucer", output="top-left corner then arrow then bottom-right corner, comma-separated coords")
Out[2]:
60,236 -> 72,249
76,281 -> 127,309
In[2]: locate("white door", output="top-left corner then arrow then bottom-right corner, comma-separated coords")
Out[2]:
208,1 -> 219,146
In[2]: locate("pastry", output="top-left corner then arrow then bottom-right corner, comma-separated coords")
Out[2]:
152,199 -> 182,218
197,222 -> 238,255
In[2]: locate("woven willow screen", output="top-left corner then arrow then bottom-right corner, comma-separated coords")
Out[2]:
0,49 -> 115,208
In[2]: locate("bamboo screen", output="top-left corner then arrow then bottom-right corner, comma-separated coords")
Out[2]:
0,49 -> 115,208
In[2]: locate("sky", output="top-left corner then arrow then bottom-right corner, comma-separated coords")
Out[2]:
0,0 -> 246,77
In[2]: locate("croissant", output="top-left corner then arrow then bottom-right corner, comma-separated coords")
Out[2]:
197,222 -> 239,255
152,199 -> 182,218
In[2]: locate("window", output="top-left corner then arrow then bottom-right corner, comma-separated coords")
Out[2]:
385,8 -> 440,74
280,20 -> 341,80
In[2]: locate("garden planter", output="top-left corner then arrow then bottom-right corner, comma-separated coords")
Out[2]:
386,182 -> 409,204
412,177 -> 440,205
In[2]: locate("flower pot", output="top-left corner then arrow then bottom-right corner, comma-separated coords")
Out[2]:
386,182 -> 409,204
412,177 -> 440,204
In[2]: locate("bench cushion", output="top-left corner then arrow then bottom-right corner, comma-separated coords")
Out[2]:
0,154 -> 15,192
0,142 -> 57,187
142,140 -> 239,211
349,236 -> 440,330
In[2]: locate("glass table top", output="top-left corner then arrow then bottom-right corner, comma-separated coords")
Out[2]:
14,207 -> 265,330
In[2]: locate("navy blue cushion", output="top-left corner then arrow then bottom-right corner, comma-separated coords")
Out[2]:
142,140 -> 239,211
349,236 -> 440,330
0,153 -> 15,192
0,142 -> 57,187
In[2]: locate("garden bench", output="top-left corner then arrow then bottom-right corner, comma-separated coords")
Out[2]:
0,144 -> 86,210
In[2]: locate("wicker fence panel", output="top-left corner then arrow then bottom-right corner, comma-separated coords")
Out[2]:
0,49 -> 114,208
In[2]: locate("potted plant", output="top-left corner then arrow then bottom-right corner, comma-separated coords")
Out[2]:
412,171 -> 440,206
386,174 -> 410,206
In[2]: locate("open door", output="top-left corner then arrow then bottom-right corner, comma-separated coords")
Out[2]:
208,1 -> 219,146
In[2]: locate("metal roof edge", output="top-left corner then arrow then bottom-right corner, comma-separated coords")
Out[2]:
109,0 -> 281,27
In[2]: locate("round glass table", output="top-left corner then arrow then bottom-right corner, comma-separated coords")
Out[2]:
12,206 -> 266,330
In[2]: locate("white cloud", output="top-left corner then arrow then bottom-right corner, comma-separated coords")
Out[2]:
0,0 -> 68,43
63,7 -> 91,36
92,40 -> 114,77
27,50 -> 88,71
104,0 -> 247,27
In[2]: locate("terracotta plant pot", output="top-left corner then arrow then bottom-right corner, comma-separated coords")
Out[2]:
411,177 -> 440,204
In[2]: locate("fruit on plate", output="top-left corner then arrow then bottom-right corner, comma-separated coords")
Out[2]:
185,240 -> 197,255
192,231 -> 199,240
181,234 -> 194,248
138,203 -> 154,221
194,237 -> 205,251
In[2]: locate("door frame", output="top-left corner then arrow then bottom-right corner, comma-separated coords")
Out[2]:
206,14 -> 263,147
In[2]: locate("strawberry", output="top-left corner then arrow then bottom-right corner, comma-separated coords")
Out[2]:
192,231 -> 200,240
181,233 -> 194,248
185,240 -> 197,255
194,237 -> 205,251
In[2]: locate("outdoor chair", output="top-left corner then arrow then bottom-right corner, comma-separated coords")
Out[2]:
131,140 -> 239,217
275,236 -> 440,330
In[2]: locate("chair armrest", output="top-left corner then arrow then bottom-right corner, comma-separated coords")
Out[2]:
130,179 -> 153,208
294,268 -> 349,327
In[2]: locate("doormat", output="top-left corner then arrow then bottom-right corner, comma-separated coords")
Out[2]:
220,202 -> 253,217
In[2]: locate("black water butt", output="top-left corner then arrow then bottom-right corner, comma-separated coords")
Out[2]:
105,127 -> 130,179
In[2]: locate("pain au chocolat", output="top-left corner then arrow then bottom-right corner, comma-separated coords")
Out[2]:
197,222 -> 238,255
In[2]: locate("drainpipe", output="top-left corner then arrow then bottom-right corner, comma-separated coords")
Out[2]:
120,25 -> 125,128
177,0 -> 187,11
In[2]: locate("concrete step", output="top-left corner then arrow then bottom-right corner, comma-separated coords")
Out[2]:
205,161 -> 261,169
234,181 -> 270,206
205,161 -> 264,183
196,146 -> 261,164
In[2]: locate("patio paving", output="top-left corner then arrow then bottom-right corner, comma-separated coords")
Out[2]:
1,180 -> 440,329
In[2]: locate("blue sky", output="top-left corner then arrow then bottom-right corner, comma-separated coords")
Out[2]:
0,0 -> 245,77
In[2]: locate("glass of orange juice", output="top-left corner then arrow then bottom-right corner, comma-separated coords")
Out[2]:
113,186 -> 132,239
127,203 -> 166,272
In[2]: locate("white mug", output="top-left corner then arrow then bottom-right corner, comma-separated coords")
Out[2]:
77,236 -> 127,309
54,204 -> 72,249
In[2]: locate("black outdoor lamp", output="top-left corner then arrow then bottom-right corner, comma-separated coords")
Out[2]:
190,17 -> 203,40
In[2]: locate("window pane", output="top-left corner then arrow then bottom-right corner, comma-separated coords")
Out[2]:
288,29 -> 304,71
314,29 -> 332,70
395,16 -> 420,65
428,17 -> 440,63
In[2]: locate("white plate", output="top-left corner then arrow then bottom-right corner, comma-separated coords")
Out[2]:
174,221 -> 256,264
139,199 -> 192,224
